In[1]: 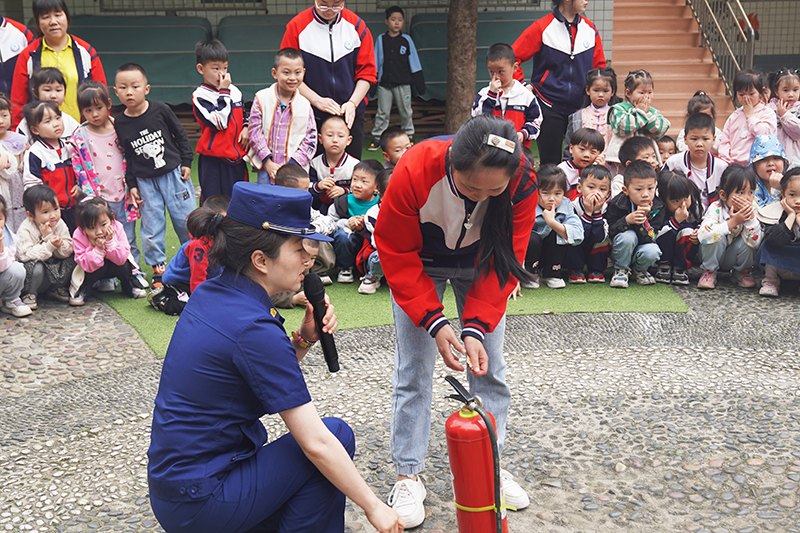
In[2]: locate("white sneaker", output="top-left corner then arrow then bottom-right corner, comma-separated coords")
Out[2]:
337,268 -> 354,283
500,469 -> 530,510
319,274 -> 333,286
358,276 -> 381,294
520,270 -> 540,289
95,278 -> 116,292
387,477 -> 426,528
544,277 -> 565,289
131,288 -> 147,299
1,298 -> 32,318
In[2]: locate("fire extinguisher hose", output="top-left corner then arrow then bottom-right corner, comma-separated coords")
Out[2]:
468,401 -> 504,533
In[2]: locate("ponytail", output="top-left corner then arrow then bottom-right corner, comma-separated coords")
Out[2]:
451,115 -> 532,287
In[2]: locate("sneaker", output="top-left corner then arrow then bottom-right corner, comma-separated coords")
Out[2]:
733,268 -> 756,288
568,270 -> 586,284
367,139 -> 380,151
610,268 -> 629,288
671,268 -> 690,285
95,278 -> 116,293
133,268 -> 149,289
759,280 -> 779,297
358,276 -> 381,294
46,286 -> 70,303
587,271 -> 605,283
545,277 -> 566,289
387,477 -> 426,528
131,288 -> 147,299
1,298 -> 32,317
697,270 -> 716,289
337,268 -> 354,283
654,265 -> 672,284
633,270 -> 656,286
69,292 -> 85,306
21,293 -> 37,310
319,274 -> 333,286
152,263 -> 166,289
500,469 -> 530,510
520,270 -> 540,289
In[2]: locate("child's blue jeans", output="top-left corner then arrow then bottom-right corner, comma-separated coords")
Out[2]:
332,228 -> 362,269
137,167 -> 196,267
366,250 -> 382,279
611,230 -> 661,271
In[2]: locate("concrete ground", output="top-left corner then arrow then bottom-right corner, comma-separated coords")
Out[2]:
2,277 -> 800,533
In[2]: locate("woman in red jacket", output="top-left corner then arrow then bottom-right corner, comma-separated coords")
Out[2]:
11,0 -> 106,128
374,115 -> 538,528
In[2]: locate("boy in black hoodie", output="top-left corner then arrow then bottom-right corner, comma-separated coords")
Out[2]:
605,160 -> 665,288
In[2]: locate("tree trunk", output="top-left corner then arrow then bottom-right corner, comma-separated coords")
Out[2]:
445,0 -> 478,134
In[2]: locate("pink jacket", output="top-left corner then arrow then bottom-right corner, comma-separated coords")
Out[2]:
768,99 -> 800,166
73,219 -> 130,272
0,227 -> 16,272
718,103 -> 777,166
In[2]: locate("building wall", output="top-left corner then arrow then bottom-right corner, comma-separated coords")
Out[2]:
741,1 -> 799,56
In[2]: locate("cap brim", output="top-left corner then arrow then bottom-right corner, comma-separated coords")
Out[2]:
268,227 -> 333,242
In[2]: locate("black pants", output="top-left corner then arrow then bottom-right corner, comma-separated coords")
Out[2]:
536,105 -> 570,166
314,111 -> 365,160
77,259 -> 144,298
197,155 -> 249,203
526,230 -> 567,277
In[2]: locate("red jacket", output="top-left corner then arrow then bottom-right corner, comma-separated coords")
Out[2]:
374,139 -> 538,341
11,34 -> 106,129
281,7 -> 376,113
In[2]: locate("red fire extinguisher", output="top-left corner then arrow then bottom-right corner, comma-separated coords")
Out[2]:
445,376 -> 508,533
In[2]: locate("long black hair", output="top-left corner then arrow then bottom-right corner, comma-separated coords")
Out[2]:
657,169 -> 702,224
450,114 -> 532,286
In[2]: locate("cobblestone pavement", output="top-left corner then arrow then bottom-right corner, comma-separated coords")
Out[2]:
2,278 -> 800,533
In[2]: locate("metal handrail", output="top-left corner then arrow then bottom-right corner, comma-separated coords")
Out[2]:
686,0 -> 755,101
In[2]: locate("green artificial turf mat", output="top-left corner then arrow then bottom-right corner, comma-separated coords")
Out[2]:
95,145 -> 684,357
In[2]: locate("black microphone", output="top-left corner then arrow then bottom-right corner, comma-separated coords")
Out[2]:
303,272 -> 339,372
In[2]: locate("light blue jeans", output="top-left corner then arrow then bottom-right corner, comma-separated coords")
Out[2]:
0,262 -> 25,301
108,200 -> 140,265
611,230 -> 661,271
137,167 -> 196,266
390,265 -> 510,477
700,236 -> 755,273
366,251 -> 382,279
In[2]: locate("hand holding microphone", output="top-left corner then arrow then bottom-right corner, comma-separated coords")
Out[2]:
302,272 -> 340,372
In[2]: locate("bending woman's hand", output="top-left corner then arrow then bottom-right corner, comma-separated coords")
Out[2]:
365,499 -> 405,532
463,336 -> 489,376
300,294 -> 338,342
434,324 -> 466,372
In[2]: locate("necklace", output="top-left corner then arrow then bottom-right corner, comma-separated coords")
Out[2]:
464,213 -> 473,230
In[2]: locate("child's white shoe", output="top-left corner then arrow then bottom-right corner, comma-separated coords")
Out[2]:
633,270 -> 656,286
131,288 -> 147,299
610,268 -> 629,288
544,277 -> 565,289
358,276 -> 381,294
1,298 -> 32,317
337,268 -> 354,283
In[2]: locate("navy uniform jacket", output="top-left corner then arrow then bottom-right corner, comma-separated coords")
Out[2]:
147,269 -> 312,502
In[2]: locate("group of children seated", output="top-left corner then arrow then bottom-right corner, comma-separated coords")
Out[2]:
1,29 -> 799,321
511,65 -> 800,297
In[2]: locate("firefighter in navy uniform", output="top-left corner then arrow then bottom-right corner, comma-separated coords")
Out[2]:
147,183 -> 403,533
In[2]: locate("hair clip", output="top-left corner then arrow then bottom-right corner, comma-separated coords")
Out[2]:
80,194 -> 96,203
697,91 -> 706,96
485,134 -> 516,154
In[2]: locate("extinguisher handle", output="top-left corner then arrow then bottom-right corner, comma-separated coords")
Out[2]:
445,375 -> 474,405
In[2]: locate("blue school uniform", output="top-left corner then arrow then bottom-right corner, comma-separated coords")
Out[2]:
147,269 -> 353,533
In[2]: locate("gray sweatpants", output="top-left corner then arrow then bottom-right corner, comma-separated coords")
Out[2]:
371,84 -> 414,139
